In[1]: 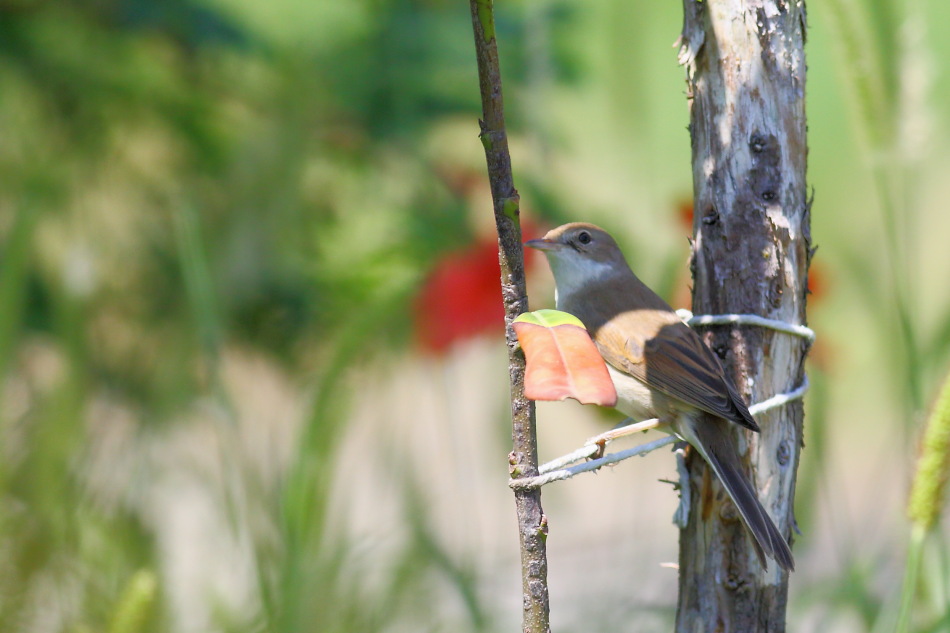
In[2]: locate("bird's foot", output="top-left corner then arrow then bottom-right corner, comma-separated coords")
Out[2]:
588,438 -> 608,460
584,417 -> 662,453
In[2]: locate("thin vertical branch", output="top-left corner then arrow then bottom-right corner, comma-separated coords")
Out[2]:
468,2 -> 550,633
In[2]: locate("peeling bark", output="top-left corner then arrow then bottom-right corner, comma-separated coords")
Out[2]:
676,1 -> 810,630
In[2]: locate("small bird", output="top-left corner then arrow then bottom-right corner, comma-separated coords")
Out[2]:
526,222 -> 794,571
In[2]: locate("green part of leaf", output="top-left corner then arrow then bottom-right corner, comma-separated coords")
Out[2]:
514,309 -> 585,329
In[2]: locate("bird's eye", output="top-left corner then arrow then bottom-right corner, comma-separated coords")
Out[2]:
577,231 -> 592,245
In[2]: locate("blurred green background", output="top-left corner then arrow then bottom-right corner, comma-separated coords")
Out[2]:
2,0 -> 950,631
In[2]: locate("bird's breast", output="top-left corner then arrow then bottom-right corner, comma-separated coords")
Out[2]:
606,364 -> 662,422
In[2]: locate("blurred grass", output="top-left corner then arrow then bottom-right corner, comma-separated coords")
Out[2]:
1,0 -> 950,631
0,207 -> 35,391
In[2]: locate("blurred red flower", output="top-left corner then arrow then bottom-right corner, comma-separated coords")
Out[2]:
414,222 -> 541,355
807,260 -> 826,302
676,199 -> 694,231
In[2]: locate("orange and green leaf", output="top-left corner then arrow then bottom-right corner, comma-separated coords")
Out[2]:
513,310 -> 617,407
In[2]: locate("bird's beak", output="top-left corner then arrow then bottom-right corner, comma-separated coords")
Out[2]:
525,238 -> 560,252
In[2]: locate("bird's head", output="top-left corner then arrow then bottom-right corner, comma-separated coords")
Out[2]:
526,223 -> 630,295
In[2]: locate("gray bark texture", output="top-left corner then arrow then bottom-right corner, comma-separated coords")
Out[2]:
676,1 -> 810,631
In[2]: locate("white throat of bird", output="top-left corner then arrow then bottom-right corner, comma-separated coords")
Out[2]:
546,252 -> 618,309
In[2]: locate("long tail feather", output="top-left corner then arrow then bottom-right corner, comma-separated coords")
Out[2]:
679,416 -> 795,571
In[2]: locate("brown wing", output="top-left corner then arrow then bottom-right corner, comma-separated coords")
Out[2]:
593,310 -> 759,431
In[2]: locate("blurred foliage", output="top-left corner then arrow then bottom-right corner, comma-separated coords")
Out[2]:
1,0 -> 949,631
0,0 -> 575,631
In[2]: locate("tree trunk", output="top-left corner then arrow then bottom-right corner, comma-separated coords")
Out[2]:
676,1 -> 809,631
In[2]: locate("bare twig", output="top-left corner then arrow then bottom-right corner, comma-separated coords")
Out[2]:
511,376 -> 810,490
468,1 -> 550,632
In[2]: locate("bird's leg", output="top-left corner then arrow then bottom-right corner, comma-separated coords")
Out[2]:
585,417 -> 664,458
